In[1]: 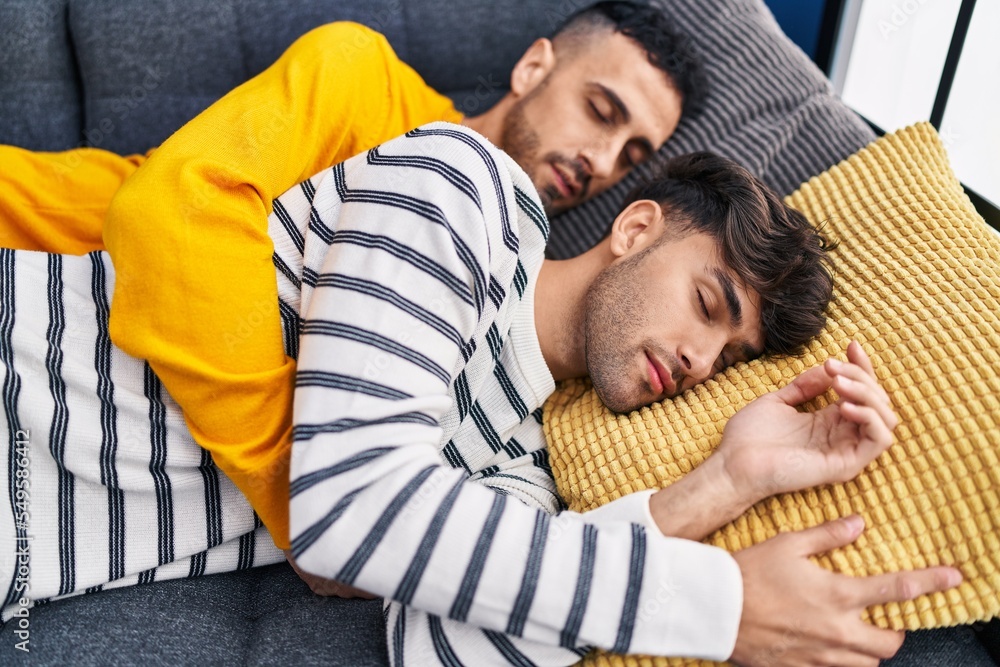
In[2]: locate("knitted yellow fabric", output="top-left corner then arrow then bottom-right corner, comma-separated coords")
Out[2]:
544,123 -> 1000,667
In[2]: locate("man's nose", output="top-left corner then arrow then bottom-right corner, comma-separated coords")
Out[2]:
581,140 -> 619,180
679,341 -> 721,383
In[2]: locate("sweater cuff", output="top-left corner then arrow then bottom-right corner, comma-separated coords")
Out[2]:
633,536 -> 743,660
582,491 -> 743,661
581,489 -> 660,532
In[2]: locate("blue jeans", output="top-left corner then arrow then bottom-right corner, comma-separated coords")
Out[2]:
881,623 -> 997,667
0,563 -> 994,665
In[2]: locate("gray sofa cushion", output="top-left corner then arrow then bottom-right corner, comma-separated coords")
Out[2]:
69,0 -> 251,156
64,0 -> 583,155
237,0 -> 409,79
0,0 -> 81,151
0,562 -> 390,666
400,0 -> 577,115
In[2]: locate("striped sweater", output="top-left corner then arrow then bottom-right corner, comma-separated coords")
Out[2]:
0,122 -> 741,662
279,123 -> 742,662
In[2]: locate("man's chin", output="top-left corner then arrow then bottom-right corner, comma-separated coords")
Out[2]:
535,184 -> 570,217
540,198 -> 563,218
592,383 -> 646,415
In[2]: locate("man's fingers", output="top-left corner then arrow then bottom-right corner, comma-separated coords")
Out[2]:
839,396 -> 897,445
850,566 -> 963,608
846,624 -> 908,661
308,577 -> 377,599
833,374 -> 896,426
328,583 -> 377,599
788,515 -> 866,556
819,650 -> 887,667
774,364 -> 835,406
284,548 -> 377,599
847,340 -> 876,376
776,344 -> 886,410
839,404 -> 894,467
828,360 -> 892,407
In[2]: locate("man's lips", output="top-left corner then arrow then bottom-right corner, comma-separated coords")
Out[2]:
646,353 -> 676,397
551,163 -> 579,199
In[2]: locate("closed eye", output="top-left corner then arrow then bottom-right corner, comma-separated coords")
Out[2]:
622,143 -> 646,169
697,289 -> 710,319
588,101 -> 611,125
713,352 -> 729,375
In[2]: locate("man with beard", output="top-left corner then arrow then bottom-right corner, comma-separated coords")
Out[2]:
1,122 -> 959,665
0,1 -> 699,554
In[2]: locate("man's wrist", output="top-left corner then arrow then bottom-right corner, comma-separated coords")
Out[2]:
648,452 -> 753,541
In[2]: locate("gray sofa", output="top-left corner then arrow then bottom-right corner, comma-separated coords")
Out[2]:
9,0 -> 994,665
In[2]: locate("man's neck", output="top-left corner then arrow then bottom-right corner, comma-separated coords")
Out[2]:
534,246 -> 610,381
460,100 -> 512,146
464,98 -> 606,381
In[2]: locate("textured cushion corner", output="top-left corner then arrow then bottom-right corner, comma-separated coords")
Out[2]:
545,123 -> 1000,667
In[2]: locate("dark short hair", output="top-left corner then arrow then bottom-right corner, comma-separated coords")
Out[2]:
624,152 -> 834,355
554,1 -> 707,118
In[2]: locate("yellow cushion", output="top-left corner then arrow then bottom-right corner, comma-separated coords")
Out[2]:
544,123 -> 1000,667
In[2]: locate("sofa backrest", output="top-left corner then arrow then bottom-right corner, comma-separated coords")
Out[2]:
0,0 -> 576,154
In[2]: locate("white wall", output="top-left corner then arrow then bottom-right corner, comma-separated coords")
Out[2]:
831,0 -> 999,209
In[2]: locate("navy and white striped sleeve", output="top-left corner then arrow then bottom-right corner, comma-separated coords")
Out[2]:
461,407 -> 563,514
289,125 -> 743,660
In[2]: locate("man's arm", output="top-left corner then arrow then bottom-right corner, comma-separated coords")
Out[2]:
0,146 -> 146,254
642,342 -> 962,666
101,22 -> 460,547
648,341 -> 900,541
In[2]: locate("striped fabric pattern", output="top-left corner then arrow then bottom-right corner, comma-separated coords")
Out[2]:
281,123 -> 743,664
547,0 -> 875,259
0,250 -> 281,623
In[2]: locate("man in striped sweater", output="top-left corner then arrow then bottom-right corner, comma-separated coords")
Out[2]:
0,122 -> 961,665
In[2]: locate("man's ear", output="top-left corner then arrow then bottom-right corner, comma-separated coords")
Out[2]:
509,38 -> 557,97
608,200 -> 664,258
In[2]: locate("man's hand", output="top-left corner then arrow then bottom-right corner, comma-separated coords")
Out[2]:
283,549 -> 377,599
719,341 -> 898,504
649,341 -> 898,541
731,515 -> 963,667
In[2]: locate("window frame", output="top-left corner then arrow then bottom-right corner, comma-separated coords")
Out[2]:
821,0 -> 999,231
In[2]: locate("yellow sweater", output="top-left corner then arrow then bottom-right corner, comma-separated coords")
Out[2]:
0,22 -> 462,549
